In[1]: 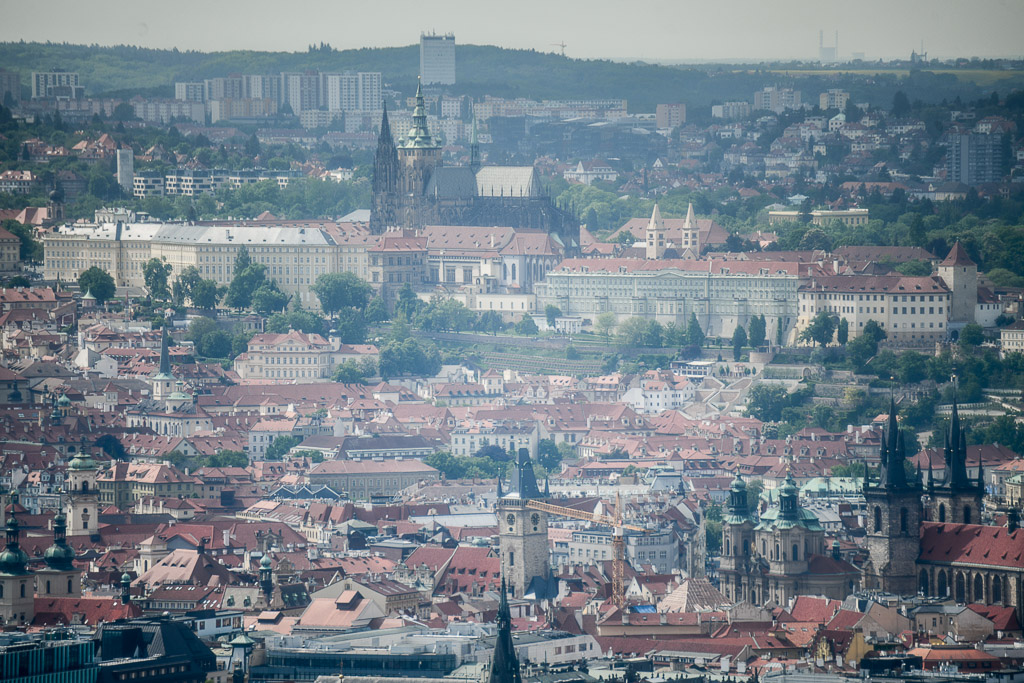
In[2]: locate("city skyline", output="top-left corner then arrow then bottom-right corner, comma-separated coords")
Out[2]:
3,0 -> 1023,62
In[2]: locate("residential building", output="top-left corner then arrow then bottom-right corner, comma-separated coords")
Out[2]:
281,71 -> 320,113
0,69 -> 20,104
563,160 -> 618,186
819,89 -> 850,110
754,87 -> 801,114
420,32 -> 456,85
566,528 -> 679,575
234,331 -> 334,382
798,274 -> 951,344
0,171 -> 41,195
655,103 -> 686,129
767,208 -> 869,226
536,257 -> 802,339
0,226 -> 20,274
1000,320 -> 1024,357
323,72 -> 382,112
31,70 -> 82,99
175,82 -> 207,102
305,460 -> 439,500
947,131 -> 1005,185
711,102 -> 751,120
368,230 -> 428,303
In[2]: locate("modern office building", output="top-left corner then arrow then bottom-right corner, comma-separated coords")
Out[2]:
420,32 -> 456,85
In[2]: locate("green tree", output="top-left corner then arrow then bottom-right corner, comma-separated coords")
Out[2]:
475,310 -> 506,335
252,281 -> 289,315
172,265 -> 203,305
748,314 -> 767,349
515,313 -> 539,336
78,266 -> 115,303
685,312 -> 705,347
732,325 -> 747,362
595,312 -> 617,338
959,323 -> 984,347
333,359 -> 373,384
94,434 -> 128,461
892,90 -> 912,117
265,435 -> 302,461
224,263 -> 267,310
365,297 -> 388,323
312,272 -> 372,319
745,384 -> 792,422
616,317 -> 663,348
267,309 -> 326,335
200,330 -> 232,358
205,450 -> 248,468
143,258 -> 173,300
745,480 -> 764,517
190,278 -> 223,309
837,318 -> 849,346
799,311 -> 836,347
393,283 -> 424,321
545,305 -> 563,328
186,316 -> 219,348
334,307 -> 368,344
233,245 -> 252,276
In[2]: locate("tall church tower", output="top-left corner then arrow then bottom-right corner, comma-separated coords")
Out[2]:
863,398 -> 923,595
0,513 -> 34,625
487,579 -> 523,683
497,448 -> 549,599
396,78 -> 441,227
151,326 -> 175,402
937,241 -> 977,334
370,102 -> 400,235
37,508 -> 80,597
645,204 -> 666,260
66,450 -> 100,536
720,474 -> 755,603
928,395 -> 984,524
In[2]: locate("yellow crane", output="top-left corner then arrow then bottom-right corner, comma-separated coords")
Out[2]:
526,492 -> 646,608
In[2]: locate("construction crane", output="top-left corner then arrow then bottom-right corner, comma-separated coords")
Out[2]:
550,42 -> 567,57
526,492 -> 645,609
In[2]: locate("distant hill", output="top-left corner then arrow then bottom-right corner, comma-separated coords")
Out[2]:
0,42 -> 1007,113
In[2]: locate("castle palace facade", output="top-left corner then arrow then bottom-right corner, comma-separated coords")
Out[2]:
370,81 -> 579,254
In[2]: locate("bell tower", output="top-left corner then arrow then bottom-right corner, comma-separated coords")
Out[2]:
37,507 -> 80,597
863,398 -> 923,595
720,474 -> 755,603
0,513 -> 34,625
66,450 -> 100,536
927,394 -> 984,525
497,448 -> 549,599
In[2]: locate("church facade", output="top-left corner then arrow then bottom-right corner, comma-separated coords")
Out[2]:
370,81 -> 579,253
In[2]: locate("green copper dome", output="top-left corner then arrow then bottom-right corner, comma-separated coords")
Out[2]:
68,451 -> 99,471
260,554 -> 272,569
57,394 -> 71,407
43,540 -> 76,570
0,517 -> 29,576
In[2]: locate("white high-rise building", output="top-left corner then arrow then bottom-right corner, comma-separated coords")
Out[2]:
420,32 -> 456,86
116,149 -> 134,194
323,72 -> 382,112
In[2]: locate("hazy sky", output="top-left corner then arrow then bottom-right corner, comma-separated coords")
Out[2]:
3,0 -> 1022,62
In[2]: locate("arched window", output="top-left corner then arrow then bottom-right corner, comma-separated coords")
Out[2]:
19,584 -> 25,598
67,578 -> 73,593
775,543 -> 780,560
938,570 -> 948,597
993,576 -> 1003,605
919,569 -> 930,595
792,543 -> 799,561
804,538 -> 810,557
974,574 -> 984,603
939,504 -> 946,523
963,506 -> 972,525
955,573 -> 966,603
45,580 -> 51,595
900,508 -> 909,534
743,540 -> 750,556
874,506 -> 882,532
0,584 -> 4,598
725,538 -> 731,555
761,540 -> 767,555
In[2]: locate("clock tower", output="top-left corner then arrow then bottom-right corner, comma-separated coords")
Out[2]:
497,448 -> 550,599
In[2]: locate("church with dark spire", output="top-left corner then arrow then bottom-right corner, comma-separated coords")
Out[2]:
487,579 -> 522,683
370,81 -> 579,252
926,395 -> 985,525
862,397 -> 924,594
497,448 -> 555,601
